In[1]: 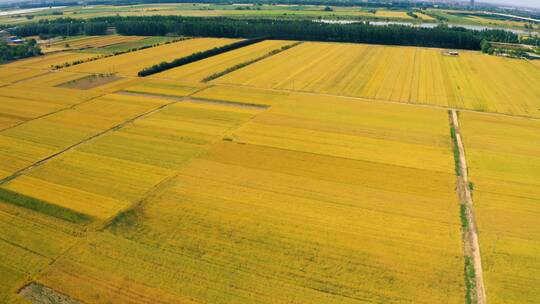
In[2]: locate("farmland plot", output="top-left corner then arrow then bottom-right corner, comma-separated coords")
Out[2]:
5,51 -> 101,70
193,84 -> 290,106
151,40 -> 293,82
216,42 -> 540,117
65,38 -> 240,76
123,79 -> 207,97
233,92 -> 455,173
21,71 -> 89,87
2,100 -> 260,220
460,113 -> 540,304
0,67 -> 49,85
375,10 -> 414,19
31,96 -> 465,303
0,93 -> 168,180
0,83 -> 103,130
0,201 -> 81,303
0,95 -> 67,130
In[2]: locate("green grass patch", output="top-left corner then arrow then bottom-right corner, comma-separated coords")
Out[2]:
450,124 -> 462,177
0,187 -> 91,224
105,207 -> 146,239
464,256 -> 477,304
460,204 -> 469,231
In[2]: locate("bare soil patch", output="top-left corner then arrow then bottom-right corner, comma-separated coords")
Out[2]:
58,74 -> 121,90
19,282 -> 82,304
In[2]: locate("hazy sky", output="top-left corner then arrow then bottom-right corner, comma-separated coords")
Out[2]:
0,0 -> 539,9
481,0 -> 540,9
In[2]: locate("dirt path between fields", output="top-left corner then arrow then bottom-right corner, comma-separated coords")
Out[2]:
450,109 -> 487,304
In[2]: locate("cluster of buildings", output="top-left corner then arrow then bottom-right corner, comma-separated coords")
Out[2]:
0,30 -> 24,44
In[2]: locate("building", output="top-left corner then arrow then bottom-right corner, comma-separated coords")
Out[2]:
0,30 -> 9,42
8,37 -> 24,44
470,0 -> 475,6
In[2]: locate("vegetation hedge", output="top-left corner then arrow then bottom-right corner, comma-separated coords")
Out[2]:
0,187 -> 91,224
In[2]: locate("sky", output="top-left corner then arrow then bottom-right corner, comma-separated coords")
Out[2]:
0,0 -> 539,9
481,0 -> 540,9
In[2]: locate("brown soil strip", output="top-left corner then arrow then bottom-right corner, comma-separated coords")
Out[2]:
57,74 -> 121,90
190,97 -> 269,109
118,91 -> 268,109
19,282 -> 83,304
450,109 -> 487,304
117,90 -> 186,101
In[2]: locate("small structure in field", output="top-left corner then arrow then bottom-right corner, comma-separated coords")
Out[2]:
443,51 -> 460,56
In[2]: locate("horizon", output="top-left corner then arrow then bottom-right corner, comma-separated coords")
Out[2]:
480,0 -> 540,9
0,0 -> 538,9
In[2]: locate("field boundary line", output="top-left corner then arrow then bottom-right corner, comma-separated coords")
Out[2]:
216,83 -> 540,121
117,90 -> 187,101
450,109 -> 487,304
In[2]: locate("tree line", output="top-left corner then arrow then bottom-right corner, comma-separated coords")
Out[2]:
9,16 -> 519,50
0,39 -> 41,63
11,18 -> 108,37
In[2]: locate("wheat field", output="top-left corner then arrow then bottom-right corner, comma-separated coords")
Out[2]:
0,35 -> 538,303
65,38 -> 240,76
216,42 -> 540,117
151,40 -> 293,82
460,113 -> 540,304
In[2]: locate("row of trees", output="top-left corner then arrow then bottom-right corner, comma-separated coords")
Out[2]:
110,16 -> 518,50
9,16 -> 520,50
11,19 -> 107,37
0,39 -> 41,62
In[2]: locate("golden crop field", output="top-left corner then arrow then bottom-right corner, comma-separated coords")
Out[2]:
21,71 -> 89,86
0,67 -> 49,84
123,79 -> 207,97
0,82 -> 102,131
375,10 -> 413,19
0,201 -> 81,303
216,42 -> 540,117
5,52 -> 101,70
459,113 -> 540,304
415,12 -> 435,21
25,96 -> 465,303
1,99 -> 260,218
1,32 -> 538,303
151,40 -> 293,82
193,84 -> 290,106
0,93 -> 168,180
65,38 -> 240,76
